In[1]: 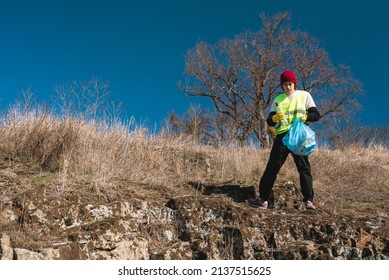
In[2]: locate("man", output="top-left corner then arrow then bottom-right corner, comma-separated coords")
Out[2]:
247,70 -> 320,210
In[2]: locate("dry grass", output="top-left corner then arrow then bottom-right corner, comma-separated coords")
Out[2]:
0,108 -> 388,213
311,145 -> 389,211
1,108 -> 388,254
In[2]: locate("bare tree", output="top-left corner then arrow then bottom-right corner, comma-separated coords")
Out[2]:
290,32 -> 362,122
324,118 -> 389,149
178,12 -> 362,147
164,104 -> 212,142
163,106 -> 272,146
52,77 -> 122,123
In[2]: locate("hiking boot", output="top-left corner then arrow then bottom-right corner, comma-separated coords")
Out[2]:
247,198 -> 268,209
305,200 -> 316,210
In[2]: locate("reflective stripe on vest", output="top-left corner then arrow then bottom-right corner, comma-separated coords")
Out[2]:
274,91 -> 307,135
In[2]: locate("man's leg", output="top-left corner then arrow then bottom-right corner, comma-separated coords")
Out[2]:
259,135 -> 290,201
292,154 -> 314,202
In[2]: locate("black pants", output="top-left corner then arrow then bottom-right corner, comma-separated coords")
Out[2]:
259,132 -> 314,202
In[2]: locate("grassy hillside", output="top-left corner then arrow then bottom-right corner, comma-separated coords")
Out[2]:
0,108 -> 388,259
0,108 -> 387,212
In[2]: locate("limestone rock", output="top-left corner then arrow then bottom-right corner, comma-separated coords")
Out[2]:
1,234 -> 13,260
1,181 -> 388,260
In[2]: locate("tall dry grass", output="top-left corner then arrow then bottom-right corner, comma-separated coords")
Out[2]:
0,107 -> 388,210
0,107 -> 222,190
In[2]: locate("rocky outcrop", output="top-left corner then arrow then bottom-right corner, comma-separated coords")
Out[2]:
1,179 -> 388,260
1,234 -> 13,260
167,183 -> 388,260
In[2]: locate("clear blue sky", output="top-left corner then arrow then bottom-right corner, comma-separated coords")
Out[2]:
0,0 -> 387,128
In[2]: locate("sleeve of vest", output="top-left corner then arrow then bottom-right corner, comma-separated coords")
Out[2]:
306,107 -> 320,122
267,111 -> 277,126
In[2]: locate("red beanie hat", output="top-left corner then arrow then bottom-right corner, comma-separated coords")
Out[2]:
280,70 -> 297,86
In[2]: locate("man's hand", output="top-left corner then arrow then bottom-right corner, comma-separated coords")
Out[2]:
272,111 -> 285,122
300,114 -> 307,122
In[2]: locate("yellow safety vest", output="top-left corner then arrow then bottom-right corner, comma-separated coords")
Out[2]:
274,91 -> 308,135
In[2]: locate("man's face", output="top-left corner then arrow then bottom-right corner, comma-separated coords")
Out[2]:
282,82 -> 295,94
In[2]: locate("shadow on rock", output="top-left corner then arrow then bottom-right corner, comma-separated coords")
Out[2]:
188,182 -> 256,203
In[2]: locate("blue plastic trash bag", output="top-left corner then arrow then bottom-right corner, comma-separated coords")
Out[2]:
282,116 -> 316,156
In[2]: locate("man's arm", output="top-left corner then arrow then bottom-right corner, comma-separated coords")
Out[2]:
267,111 -> 277,126
306,107 -> 320,122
